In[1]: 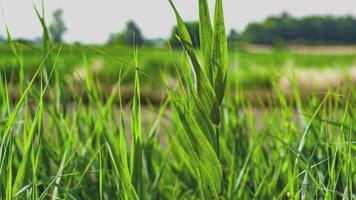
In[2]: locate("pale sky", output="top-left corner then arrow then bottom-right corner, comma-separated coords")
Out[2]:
0,0 -> 355,44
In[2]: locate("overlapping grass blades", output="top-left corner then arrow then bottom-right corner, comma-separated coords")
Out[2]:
0,0 -> 355,199
167,0 -> 229,197
130,46 -> 144,198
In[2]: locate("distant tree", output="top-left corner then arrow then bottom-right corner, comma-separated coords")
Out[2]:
14,38 -> 35,45
49,9 -> 67,43
108,33 -> 124,44
169,21 -> 200,48
0,35 -> 6,44
108,20 -> 144,46
227,29 -> 239,48
33,37 -> 43,44
144,38 -> 165,47
241,23 -> 270,44
125,21 -> 144,45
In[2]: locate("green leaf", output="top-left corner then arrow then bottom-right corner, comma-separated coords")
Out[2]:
34,4 -> 52,57
212,0 -> 228,105
168,90 -> 222,198
106,142 -> 139,200
168,0 -> 221,125
198,0 -> 214,83
180,40 -> 221,125
130,49 -> 144,198
11,45 -> 62,197
168,0 -> 193,46
12,104 -> 43,196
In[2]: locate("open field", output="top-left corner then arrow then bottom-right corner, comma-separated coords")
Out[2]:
0,0 -> 355,199
1,43 -> 356,199
2,44 -> 356,84
248,44 -> 356,54
2,44 -> 356,104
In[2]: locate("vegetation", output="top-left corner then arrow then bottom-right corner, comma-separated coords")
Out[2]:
169,21 -> 200,48
0,0 -> 355,199
169,22 -> 240,49
1,44 -> 356,90
227,29 -> 239,48
242,12 -> 356,45
49,9 -> 67,44
108,21 -> 145,46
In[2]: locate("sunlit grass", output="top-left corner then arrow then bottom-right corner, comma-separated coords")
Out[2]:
0,0 -> 355,199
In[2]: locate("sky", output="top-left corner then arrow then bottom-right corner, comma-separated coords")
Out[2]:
0,0 -> 355,44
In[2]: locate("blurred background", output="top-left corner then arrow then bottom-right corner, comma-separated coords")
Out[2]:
1,0 -> 356,104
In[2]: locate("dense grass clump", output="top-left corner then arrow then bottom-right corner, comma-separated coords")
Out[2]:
0,0 -> 355,199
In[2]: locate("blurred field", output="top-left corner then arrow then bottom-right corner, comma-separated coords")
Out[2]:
1,44 -> 356,104
248,44 -> 356,54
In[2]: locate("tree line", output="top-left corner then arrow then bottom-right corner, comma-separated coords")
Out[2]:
107,20 -> 239,48
109,12 -> 356,47
241,12 -> 356,45
3,9 -> 356,47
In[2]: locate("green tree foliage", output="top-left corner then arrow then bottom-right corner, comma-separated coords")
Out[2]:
169,21 -> 200,48
241,12 -> 356,44
49,9 -> 67,43
108,21 -> 144,46
0,36 -> 6,44
227,29 -> 239,48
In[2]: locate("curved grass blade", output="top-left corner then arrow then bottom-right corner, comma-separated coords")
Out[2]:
180,40 -> 221,125
212,0 -> 228,105
167,90 -> 222,198
198,0 -> 213,83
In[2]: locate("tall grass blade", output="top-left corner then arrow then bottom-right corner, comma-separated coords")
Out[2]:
212,0 -> 228,105
168,90 -> 222,198
198,0 -> 213,83
130,47 -> 144,198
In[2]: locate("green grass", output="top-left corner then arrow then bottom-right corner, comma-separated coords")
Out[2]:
0,0 -> 355,199
1,44 -> 356,90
